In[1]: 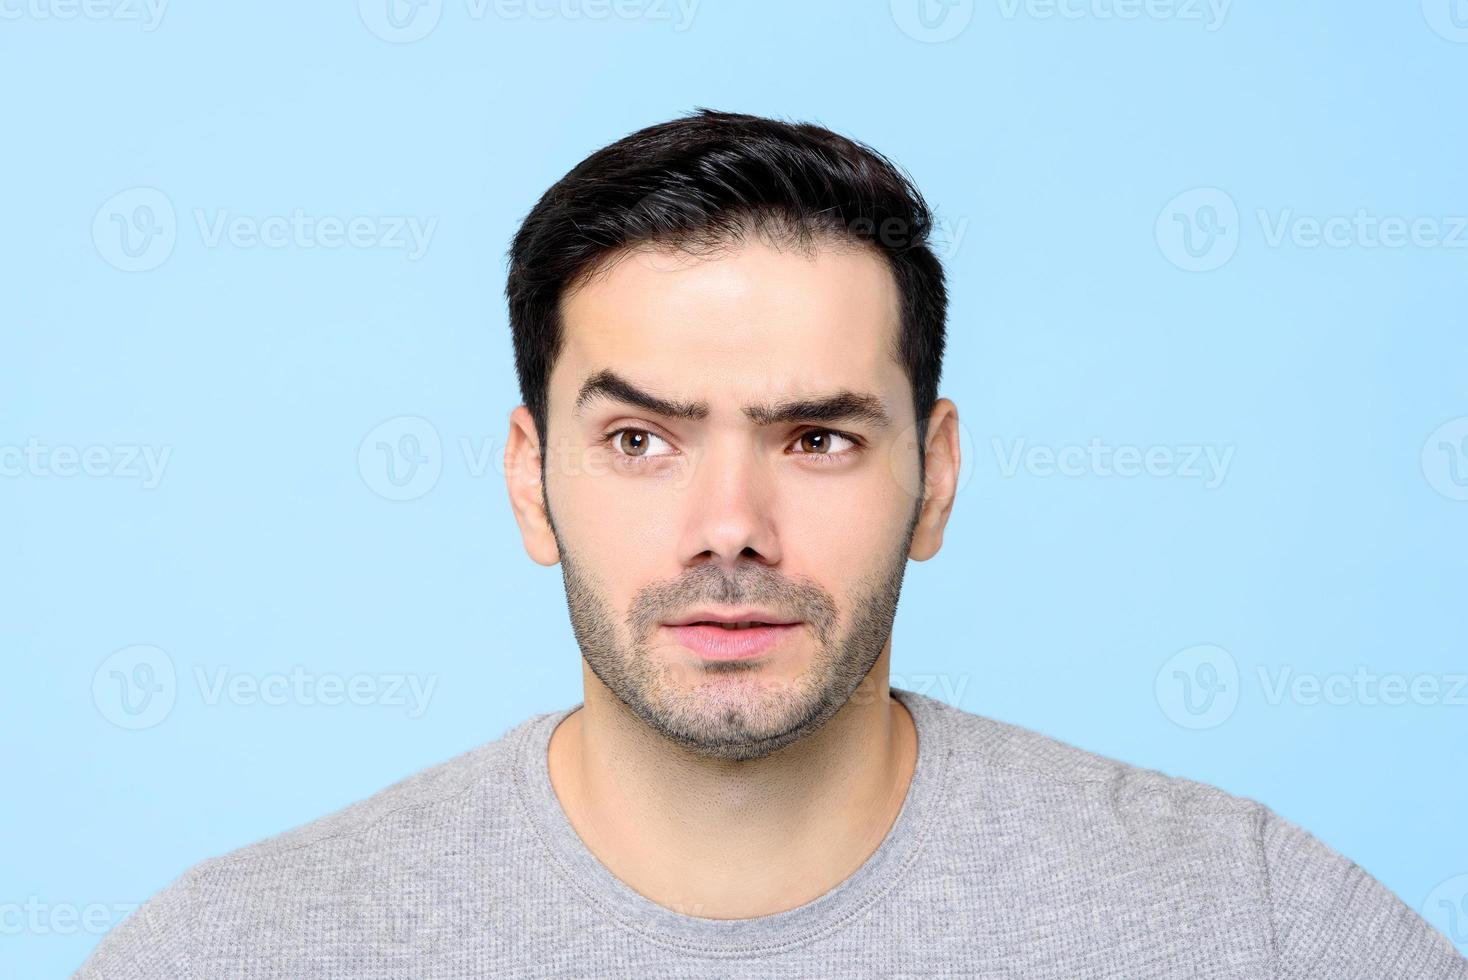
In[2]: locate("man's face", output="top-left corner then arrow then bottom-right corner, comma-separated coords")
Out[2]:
540,236 -> 924,762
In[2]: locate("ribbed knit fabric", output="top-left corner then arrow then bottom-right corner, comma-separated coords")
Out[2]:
75,687 -> 1467,978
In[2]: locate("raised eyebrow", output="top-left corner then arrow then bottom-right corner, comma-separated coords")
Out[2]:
573,368 -> 891,429
743,392 -> 892,429
573,369 -> 710,422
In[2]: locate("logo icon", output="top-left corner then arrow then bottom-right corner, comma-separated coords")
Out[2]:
359,416 -> 443,501
1423,0 -> 1468,42
1155,643 -> 1239,730
890,0 -> 975,42
359,0 -> 442,42
93,188 -> 177,272
886,415 -> 975,503
1156,188 -> 1240,272
93,645 -> 177,730
1422,874 -> 1468,950
1423,417 -> 1468,501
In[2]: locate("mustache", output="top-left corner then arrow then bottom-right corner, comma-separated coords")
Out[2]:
627,564 -> 838,640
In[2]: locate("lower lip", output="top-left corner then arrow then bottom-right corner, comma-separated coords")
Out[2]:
664,623 -> 800,660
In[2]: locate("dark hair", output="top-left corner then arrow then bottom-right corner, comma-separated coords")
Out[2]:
505,107 -> 948,474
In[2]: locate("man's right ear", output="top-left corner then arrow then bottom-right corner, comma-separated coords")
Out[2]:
504,405 -> 561,567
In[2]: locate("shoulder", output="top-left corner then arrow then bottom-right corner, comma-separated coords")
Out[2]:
909,691 -> 1468,978
920,693 -> 1271,907
212,717 -> 530,864
915,690 -> 1262,833
73,709 -> 553,979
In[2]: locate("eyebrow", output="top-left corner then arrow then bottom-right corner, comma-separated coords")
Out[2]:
572,368 -> 892,429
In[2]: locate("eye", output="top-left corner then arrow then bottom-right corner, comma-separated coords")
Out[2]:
790,429 -> 861,461
600,426 -> 863,466
604,427 -> 676,460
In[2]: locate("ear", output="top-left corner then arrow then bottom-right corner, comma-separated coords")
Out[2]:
908,398 -> 961,562
504,405 -> 561,567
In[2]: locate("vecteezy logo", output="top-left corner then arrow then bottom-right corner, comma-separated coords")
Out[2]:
1423,417 -> 1468,502
1155,643 -> 1239,730
358,415 -> 443,501
1422,874 -> 1468,950
1155,187 -> 1240,272
92,644 -> 177,730
890,0 -> 974,42
885,415 -> 976,503
358,0 -> 442,42
1423,0 -> 1468,42
92,188 -> 177,272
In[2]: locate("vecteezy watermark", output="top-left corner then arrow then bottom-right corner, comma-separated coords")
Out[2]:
1157,644 -> 1468,731
1423,874 -> 1468,952
890,0 -> 975,43
1422,0 -> 1468,43
357,0 -> 700,42
360,413 -> 980,504
845,213 -> 972,260
991,437 -> 1235,489
889,672 -> 971,707
1256,209 -> 1468,250
1423,417 -> 1468,502
609,192 -> 971,262
92,645 -> 439,729
1156,188 -> 1240,272
0,0 -> 167,30
359,415 -> 446,501
193,209 -> 436,260
0,439 -> 171,488
357,415 -> 674,502
193,666 -> 438,718
1156,644 -> 1240,729
0,898 -> 139,937
93,645 -> 177,730
359,413 -> 681,503
358,0 -> 442,41
1257,666 -> 1468,708
1158,188 -> 1468,272
994,0 -> 1229,31
882,414 -> 979,504
893,0 -> 1229,40
93,187 -> 437,272
92,187 -> 176,272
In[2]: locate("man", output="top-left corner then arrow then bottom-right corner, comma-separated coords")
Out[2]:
78,109 -> 1467,978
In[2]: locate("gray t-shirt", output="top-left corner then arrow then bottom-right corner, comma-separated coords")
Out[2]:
76,687 -> 1467,978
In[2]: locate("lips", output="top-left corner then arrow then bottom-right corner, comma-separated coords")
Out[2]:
664,622 -> 800,660
665,609 -> 798,628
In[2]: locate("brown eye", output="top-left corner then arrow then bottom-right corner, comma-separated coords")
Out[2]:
607,428 -> 673,460
795,429 -> 854,455
800,431 -> 829,453
618,430 -> 650,456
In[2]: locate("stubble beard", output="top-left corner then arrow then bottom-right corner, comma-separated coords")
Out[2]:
549,493 -> 922,763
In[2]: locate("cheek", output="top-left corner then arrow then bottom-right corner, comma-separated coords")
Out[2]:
783,472 -> 912,572
556,472 -> 678,566
553,448 -> 911,576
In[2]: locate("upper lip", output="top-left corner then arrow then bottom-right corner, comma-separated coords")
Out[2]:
666,609 -> 800,627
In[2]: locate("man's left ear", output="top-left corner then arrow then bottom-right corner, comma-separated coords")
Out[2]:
908,398 -> 960,562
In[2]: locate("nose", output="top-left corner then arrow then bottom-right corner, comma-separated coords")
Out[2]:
676,436 -> 782,573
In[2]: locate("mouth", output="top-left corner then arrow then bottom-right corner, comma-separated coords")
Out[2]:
662,620 -> 802,660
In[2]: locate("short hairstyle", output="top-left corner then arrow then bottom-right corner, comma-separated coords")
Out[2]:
505,107 -> 948,474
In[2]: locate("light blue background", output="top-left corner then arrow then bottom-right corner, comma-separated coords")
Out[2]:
3,1 -> 1467,974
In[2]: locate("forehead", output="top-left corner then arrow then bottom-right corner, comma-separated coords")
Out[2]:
555,239 -> 903,405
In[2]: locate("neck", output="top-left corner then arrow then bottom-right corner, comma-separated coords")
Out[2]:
546,643 -> 918,919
